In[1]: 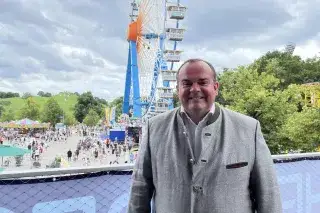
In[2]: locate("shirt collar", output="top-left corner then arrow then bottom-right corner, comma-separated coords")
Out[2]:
180,104 -> 215,115
179,104 -> 216,125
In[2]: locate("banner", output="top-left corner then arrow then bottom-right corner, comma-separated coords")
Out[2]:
105,108 -> 111,126
0,161 -> 320,213
110,107 -> 116,124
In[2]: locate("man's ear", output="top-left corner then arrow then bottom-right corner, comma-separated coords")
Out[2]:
214,82 -> 219,95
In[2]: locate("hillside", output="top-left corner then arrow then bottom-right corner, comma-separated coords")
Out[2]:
0,92 -> 78,118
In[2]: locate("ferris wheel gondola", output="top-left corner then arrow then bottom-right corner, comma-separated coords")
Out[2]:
123,0 -> 187,121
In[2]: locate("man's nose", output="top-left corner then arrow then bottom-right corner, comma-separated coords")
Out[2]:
190,83 -> 201,91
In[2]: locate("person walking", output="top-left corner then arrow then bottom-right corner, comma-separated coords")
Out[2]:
67,149 -> 72,162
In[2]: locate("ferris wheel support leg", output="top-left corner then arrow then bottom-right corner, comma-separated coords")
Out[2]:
130,41 -> 142,118
123,47 -> 132,115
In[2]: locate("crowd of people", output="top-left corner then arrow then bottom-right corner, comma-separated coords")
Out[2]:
67,135 -> 137,166
0,125 -> 139,170
0,127 -> 73,168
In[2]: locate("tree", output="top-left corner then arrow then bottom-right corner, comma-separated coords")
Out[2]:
44,92 -> 52,97
22,92 -> 32,99
64,113 -> 78,126
251,50 -> 320,89
280,107 -> 320,152
303,57 -> 320,83
83,109 -> 100,126
251,51 -> 304,88
37,91 -> 45,97
215,70 -> 232,106
74,92 -> 104,123
41,97 -> 64,126
95,97 -> 108,105
37,91 -> 52,97
0,108 -> 15,122
218,65 -> 304,154
19,97 -> 40,120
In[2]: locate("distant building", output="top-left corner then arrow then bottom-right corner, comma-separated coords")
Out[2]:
285,42 -> 296,55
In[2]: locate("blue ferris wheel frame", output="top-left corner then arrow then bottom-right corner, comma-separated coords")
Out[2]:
123,0 -> 181,119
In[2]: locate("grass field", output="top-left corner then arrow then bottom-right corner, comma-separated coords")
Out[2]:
0,92 -> 78,118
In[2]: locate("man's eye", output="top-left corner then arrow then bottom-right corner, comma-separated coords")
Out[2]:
198,81 -> 208,86
182,82 -> 192,86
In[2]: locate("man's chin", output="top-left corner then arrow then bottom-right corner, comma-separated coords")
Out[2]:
186,105 -> 207,113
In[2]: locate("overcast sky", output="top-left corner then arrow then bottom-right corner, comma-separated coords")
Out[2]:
0,0 -> 319,100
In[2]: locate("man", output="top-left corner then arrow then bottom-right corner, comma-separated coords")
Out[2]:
127,58 -> 282,213
67,149 -> 72,161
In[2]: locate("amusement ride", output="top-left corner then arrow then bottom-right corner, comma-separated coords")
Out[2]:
122,0 -> 187,121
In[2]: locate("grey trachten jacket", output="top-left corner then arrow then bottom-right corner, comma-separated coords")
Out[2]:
127,105 -> 282,213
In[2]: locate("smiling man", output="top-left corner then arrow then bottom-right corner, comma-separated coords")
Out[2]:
127,58 -> 282,213
177,59 -> 219,124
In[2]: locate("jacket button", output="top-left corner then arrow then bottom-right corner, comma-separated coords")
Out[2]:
193,186 -> 203,193
189,159 -> 195,164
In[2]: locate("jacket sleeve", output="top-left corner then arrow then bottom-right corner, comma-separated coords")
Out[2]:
250,121 -> 283,213
127,120 -> 155,213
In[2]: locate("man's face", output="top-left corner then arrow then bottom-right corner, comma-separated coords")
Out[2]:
177,61 -> 219,116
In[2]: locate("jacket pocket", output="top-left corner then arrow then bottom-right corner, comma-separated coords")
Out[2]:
226,161 -> 248,169
225,162 -> 249,180
224,151 -> 250,183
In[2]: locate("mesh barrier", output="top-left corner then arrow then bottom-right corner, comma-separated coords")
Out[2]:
0,153 -> 319,213
0,167 -> 133,213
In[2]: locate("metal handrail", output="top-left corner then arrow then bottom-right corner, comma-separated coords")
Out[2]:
0,164 -> 134,179
272,152 -> 320,160
1,152 -> 320,179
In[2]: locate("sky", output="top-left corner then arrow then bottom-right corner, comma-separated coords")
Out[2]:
0,0 -> 319,100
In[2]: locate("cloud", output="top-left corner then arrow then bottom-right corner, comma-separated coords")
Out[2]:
0,0 -> 319,100
179,0 -> 320,69
183,0 -> 320,50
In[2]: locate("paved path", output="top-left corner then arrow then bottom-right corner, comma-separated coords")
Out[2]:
2,133 -> 130,172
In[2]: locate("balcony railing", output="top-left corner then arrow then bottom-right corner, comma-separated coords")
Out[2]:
0,153 -> 320,212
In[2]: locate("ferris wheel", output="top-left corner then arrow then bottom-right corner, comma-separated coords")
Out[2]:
122,0 -> 187,119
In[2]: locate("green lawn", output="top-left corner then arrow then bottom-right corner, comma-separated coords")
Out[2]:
0,92 -> 78,117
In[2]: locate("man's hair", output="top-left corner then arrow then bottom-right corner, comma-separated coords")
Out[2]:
175,58 -> 217,82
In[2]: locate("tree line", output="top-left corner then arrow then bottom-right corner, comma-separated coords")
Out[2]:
0,91 -> 111,127
0,91 -> 54,99
0,92 -> 20,99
